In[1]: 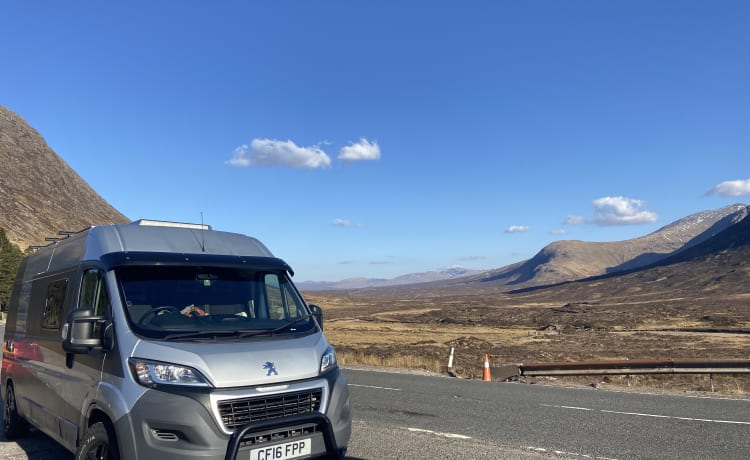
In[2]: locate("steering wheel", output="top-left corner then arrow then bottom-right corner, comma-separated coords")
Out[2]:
138,305 -> 180,325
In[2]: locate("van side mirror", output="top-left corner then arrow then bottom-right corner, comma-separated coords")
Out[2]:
309,304 -> 323,330
62,308 -> 106,354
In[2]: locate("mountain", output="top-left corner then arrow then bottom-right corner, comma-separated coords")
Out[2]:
0,106 -> 129,250
299,205 -> 749,292
297,266 -> 486,291
473,204 -> 748,289
327,205 -> 750,312
508,204 -> 750,300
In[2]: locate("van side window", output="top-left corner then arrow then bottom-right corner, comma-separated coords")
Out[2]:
42,279 -> 67,330
264,273 -> 303,320
94,283 -> 110,318
79,270 -> 98,309
264,274 -> 284,319
284,288 -> 301,318
79,269 -> 111,336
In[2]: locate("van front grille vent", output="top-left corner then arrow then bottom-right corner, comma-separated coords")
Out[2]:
150,429 -> 180,442
218,389 -> 323,431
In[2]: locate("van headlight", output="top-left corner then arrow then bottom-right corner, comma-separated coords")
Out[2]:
320,346 -> 337,374
128,358 -> 211,388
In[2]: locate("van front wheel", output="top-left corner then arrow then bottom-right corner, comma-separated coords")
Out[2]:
77,421 -> 120,460
3,383 -> 30,439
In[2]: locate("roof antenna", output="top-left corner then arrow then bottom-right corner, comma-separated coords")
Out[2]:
200,212 -> 206,252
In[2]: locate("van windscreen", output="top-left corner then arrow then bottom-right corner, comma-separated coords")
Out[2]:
116,266 -> 316,340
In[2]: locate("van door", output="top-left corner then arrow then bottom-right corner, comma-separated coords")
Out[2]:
21,274 -> 72,442
57,268 -> 115,451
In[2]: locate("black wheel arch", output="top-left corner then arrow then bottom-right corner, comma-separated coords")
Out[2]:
81,406 -> 120,452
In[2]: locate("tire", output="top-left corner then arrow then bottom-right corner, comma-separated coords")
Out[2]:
3,383 -> 30,439
76,421 -> 120,460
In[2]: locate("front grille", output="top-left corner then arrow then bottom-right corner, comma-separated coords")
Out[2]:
218,389 -> 323,431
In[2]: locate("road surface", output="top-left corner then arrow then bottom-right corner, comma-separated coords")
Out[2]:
0,330 -> 747,459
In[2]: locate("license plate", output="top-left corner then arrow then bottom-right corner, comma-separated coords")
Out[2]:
249,438 -> 312,460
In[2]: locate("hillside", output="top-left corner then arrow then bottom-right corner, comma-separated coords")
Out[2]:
472,204 -> 748,289
300,205 -> 748,293
509,204 -> 750,300
0,106 -> 129,250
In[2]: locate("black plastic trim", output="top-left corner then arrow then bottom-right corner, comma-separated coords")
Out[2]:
99,251 -> 294,273
224,413 -> 339,460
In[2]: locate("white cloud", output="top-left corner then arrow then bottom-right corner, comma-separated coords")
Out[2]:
505,225 -> 530,234
227,138 -> 331,169
332,218 -> 363,228
338,138 -> 381,161
550,229 -> 566,235
706,178 -> 750,197
564,215 -> 584,225
592,196 -> 657,226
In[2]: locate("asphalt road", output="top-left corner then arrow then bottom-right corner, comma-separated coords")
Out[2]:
345,368 -> 750,459
1,321 -> 748,460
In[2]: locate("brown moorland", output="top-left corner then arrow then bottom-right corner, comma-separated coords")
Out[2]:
305,213 -> 750,395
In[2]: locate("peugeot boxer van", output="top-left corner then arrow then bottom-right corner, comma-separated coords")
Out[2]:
1,220 -> 351,460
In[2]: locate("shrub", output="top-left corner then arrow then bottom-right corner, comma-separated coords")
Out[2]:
0,228 -> 24,311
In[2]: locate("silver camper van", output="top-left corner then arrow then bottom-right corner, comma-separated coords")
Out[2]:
1,220 -> 351,460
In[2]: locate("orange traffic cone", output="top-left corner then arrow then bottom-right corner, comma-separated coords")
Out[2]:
482,354 -> 492,381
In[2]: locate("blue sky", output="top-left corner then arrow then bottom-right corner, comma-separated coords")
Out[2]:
2,1 -> 749,282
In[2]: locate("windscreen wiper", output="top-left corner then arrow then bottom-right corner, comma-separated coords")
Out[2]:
163,329 -> 260,341
237,314 -> 313,339
163,314 -> 314,341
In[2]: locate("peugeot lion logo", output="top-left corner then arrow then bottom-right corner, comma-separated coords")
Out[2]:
263,361 -> 278,376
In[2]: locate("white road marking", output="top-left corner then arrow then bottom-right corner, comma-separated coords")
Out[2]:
525,446 -> 619,460
543,404 -> 750,425
348,383 -> 401,391
406,427 -> 472,440
599,409 -> 750,425
541,404 -> 593,411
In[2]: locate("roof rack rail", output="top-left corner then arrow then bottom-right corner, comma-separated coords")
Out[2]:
29,226 -> 90,251
136,219 -> 211,230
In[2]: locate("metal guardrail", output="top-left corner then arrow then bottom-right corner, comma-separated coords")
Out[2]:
519,359 -> 750,377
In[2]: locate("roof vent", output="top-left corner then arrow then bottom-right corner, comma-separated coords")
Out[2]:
136,219 -> 211,230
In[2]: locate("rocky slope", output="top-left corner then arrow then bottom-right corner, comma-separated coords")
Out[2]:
0,106 -> 129,250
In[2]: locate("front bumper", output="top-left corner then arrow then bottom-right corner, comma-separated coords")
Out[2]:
224,413 -> 340,460
115,369 -> 351,460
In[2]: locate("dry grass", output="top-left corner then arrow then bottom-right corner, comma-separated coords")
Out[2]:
337,349 -> 445,374
308,287 -> 750,395
532,374 -> 748,395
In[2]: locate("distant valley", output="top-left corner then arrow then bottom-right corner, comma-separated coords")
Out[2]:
299,203 -> 749,292
297,266 -> 487,290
